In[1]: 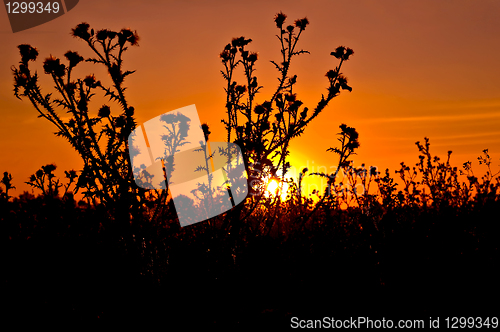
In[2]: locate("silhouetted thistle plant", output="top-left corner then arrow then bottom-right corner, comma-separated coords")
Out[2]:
375,168 -> 398,208
297,167 -> 308,203
0,172 -> 16,201
24,165 -> 78,199
394,161 -> 421,207
299,123 -> 378,227
307,133 -> 500,217
375,138 -> 500,212
311,124 -> 361,198
474,149 -> 500,201
220,12 -> 354,227
343,162 -> 379,209
412,138 -> 470,209
12,23 -> 143,219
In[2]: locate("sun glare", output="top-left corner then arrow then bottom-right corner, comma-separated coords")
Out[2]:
267,179 -> 278,193
265,179 -> 289,200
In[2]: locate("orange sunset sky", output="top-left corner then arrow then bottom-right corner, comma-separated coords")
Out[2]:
1,0 -> 500,197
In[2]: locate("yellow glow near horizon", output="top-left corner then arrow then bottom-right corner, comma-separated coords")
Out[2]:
267,179 -> 278,193
265,179 -> 289,201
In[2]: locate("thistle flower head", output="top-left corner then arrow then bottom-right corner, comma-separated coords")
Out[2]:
247,52 -> 258,63
285,93 -> 296,102
326,69 -> 338,80
118,29 -> 140,46
339,123 -> 360,150
18,44 -> 38,64
96,29 -> 109,41
220,50 -> 231,62
43,56 -> 66,77
65,170 -> 78,181
42,164 -> 57,174
274,12 -> 287,28
201,123 -> 211,142
83,74 -> 97,87
235,85 -> 247,94
115,116 -> 126,127
294,17 -> 309,30
98,105 -> 111,118
121,28 -> 133,39
71,23 -> 91,41
254,104 -> 266,114
126,106 -> 134,117
331,46 -> 354,61
64,51 -> 83,68
128,30 -> 140,46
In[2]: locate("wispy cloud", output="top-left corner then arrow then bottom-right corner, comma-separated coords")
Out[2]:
363,111 -> 500,124
432,131 -> 500,141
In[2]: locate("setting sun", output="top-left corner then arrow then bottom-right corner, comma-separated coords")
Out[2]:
265,179 -> 289,200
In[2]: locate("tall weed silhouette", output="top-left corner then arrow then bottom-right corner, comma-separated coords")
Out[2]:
219,12 -> 354,237
12,24 -> 145,221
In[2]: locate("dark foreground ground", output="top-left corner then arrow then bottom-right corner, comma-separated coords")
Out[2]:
2,198 -> 499,328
